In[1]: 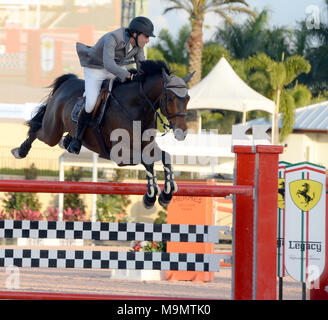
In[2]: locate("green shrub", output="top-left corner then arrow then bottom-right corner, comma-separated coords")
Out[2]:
96,169 -> 131,222
2,192 -> 41,213
64,167 -> 86,213
153,209 -> 167,224
24,163 -> 38,180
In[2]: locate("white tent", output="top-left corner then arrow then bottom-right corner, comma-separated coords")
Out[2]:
187,57 -> 275,123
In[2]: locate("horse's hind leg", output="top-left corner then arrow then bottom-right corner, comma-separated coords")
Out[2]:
11,133 -> 37,159
11,104 -> 46,159
142,162 -> 161,209
158,151 -> 178,208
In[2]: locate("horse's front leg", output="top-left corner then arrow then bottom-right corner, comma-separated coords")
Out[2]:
158,151 -> 178,208
142,162 -> 161,209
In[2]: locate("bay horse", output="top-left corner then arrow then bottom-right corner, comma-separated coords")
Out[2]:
11,60 -> 194,208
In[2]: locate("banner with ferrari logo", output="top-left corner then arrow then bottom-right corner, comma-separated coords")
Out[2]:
285,162 -> 326,283
277,161 -> 291,278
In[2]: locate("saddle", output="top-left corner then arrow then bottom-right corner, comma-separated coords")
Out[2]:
71,79 -> 110,125
71,79 -> 112,159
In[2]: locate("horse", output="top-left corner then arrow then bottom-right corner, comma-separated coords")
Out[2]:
278,181 -> 285,200
296,182 -> 314,206
11,60 -> 194,209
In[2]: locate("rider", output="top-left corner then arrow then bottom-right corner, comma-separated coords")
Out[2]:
67,16 -> 155,154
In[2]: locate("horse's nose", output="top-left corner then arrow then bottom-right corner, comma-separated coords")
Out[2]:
174,128 -> 187,141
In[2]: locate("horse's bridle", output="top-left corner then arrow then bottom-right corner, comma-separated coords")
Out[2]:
161,80 -> 188,120
139,75 -> 188,133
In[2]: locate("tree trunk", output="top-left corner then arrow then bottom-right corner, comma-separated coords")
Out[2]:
187,18 -> 203,87
186,18 -> 203,133
272,87 -> 281,145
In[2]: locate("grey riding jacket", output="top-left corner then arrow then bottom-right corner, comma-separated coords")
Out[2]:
76,27 -> 145,82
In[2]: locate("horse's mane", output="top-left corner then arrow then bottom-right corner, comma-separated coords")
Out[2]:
128,60 -> 171,78
139,60 -> 171,76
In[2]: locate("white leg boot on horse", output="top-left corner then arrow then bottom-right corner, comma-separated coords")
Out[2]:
142,163 -> 161,209
158,151 -> 178,208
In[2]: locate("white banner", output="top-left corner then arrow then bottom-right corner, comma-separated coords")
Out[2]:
285,162 -> 326,283
41,36 -> 54,72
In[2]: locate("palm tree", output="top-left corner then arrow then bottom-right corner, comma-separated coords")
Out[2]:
151,24 -> 190,65
293,0 -> 328,93
215,9 -> 292,61
291,21 -> 311,56
149,24 -> 190,78
215,9 -> 268,59
201,42 -> 230,78
163,0 -> 255,87
246,53 -> 311,143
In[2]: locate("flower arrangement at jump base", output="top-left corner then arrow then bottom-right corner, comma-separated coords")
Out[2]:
130,240 -> 164,252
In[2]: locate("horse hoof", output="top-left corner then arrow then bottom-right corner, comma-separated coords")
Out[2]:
11,148 -> 24,159
143,194 -> 156,209
158,192 -> 172,208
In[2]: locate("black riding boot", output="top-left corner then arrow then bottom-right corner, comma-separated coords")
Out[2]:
67,107 -> 92,154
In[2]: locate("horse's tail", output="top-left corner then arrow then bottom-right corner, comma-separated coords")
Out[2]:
27,73 -> 78,136
11,73 -> 79,159
27,104 -> 47,136
48,73 -> 78,96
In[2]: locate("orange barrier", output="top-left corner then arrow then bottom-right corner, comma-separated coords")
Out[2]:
166,181 -> 215,282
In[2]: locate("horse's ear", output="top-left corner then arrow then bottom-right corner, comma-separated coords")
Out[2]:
162,68 -> 171,83
183,71 -> 196,84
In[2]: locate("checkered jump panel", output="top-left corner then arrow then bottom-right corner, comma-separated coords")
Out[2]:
0,249 -> 221,272
0,220 -> 226,243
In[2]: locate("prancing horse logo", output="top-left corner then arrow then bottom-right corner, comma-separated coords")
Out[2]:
278,178 -> 285,209
290,179 -> 322,211
297,183 -> 313,205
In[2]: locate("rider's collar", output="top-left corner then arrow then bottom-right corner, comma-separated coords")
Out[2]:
124,28 -> 131,45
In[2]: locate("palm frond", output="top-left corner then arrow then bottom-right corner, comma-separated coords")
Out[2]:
211,5 -> 256,17
210,0 -> 249,6
284,55 -> 311,84
163,0 -> 192,14
213,9 -> 233,25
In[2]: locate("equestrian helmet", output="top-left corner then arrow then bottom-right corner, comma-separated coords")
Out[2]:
128,16 -> 155,37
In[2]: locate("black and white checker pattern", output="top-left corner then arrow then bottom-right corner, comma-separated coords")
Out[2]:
0,220 -> 224,244
0,249 -> 221,272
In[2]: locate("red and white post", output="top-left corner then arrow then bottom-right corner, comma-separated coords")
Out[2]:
232,145 -> 283,300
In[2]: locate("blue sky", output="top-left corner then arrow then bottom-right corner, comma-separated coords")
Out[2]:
148,0 -> 326,44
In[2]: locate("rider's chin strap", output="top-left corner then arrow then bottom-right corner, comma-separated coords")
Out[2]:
133,32 -> 141,48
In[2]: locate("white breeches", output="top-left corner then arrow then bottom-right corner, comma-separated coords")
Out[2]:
83,67 -> 116,113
